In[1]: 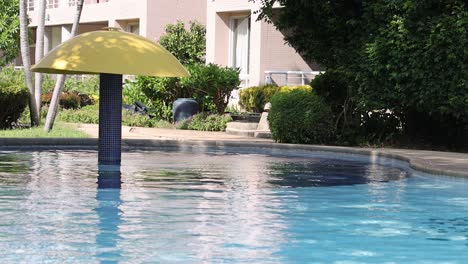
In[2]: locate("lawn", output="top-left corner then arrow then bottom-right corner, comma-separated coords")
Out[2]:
0,123 -> 89,138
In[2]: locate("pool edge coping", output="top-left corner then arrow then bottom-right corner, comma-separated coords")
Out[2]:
0,138 -> 466,178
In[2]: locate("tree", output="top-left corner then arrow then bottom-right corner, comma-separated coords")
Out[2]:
258,0 -> 467,148
19,0 -> 39,126
0,0 -> 20,67
158,21 -> 206,65
34,0 -> 46,117
44,0 -> 84,132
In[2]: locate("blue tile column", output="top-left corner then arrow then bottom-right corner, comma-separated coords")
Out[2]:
98,73 -> 123,166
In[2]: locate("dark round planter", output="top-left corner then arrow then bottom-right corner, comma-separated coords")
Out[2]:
173,98 -> 199,122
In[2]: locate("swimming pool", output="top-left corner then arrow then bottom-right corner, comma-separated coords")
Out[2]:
0,148 -> 467,263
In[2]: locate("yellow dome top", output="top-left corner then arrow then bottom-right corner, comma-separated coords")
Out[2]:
31,29 -> 189,77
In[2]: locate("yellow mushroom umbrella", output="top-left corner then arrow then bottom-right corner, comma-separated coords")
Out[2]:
32,28 -> 189,77
32,28 -> 189,167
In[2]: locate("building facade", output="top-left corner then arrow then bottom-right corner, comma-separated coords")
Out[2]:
206,0 -> 320,88
25,0 -> 318,88
25,0 -> 206,64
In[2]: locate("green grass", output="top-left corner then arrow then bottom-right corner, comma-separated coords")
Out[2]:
0,123 -> 89,138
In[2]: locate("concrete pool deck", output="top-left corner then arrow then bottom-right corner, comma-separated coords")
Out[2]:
0,123 -> 467,178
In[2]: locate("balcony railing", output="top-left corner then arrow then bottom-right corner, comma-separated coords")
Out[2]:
264,70 -> 324,86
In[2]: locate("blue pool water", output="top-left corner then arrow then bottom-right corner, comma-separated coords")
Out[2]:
0,148 -> 467,263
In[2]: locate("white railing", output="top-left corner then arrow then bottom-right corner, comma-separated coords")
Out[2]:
264,70 -> 324,86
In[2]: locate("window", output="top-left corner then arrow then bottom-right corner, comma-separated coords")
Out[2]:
47,0 -> 59,9
27,0 -> 35,11
128,24 -> 140,35
230,16 -> 251,75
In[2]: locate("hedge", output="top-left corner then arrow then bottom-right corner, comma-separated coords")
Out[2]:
0,68 -> 29,129
268,88 -> 335,144
239,85 -> 311,113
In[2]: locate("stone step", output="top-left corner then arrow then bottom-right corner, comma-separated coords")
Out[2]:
226,119 -> 272,138
254,131 -> 272,139
226,128 -> 256,137
226,121 -> 259,131
226,121 -> 258,137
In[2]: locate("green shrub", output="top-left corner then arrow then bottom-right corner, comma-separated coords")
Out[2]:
239,84 -> 278,112
126,63 -> 239,118
311,71 -> 348,113
258,1 -> 467,150
124,76 -> 182,105
268,89 -> 335,144
0,67 -> 29,129
59,105 -> 99,124
0,1 -> 20,67
181,63 -> 240,114
63,76 -> 99,95
59,104 -> 174,128
122,111 -> 174,128
177,113 -> 232,131
311,71 -> 362,144
19,106 -> 48,124
42,75 -> 99,97
361,110 -> 402,144
225,105 -> 241,115
239,85 -> 311,113
41,75 -> 56,94
123,78 -> 174,121
159,21 -> 206,65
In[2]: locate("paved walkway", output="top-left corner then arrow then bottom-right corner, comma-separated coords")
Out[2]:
71,123 -> 468,177
75,123 -> 273,142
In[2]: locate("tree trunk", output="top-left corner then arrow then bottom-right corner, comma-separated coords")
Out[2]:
44,0 -> 84,132
34,0 -> 46,119
19,0 -> 39,126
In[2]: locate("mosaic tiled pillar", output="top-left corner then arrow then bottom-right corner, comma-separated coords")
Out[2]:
98,73 -> 123,166
97,169 -> 122,189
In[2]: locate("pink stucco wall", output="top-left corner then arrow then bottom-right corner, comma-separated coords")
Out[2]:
25,0 -> 312,87
206,1 -> 313,87
27,0 -> 206,42
260,21 -> 318,85
28,0 -> 146,30
146,0 -> 207,43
